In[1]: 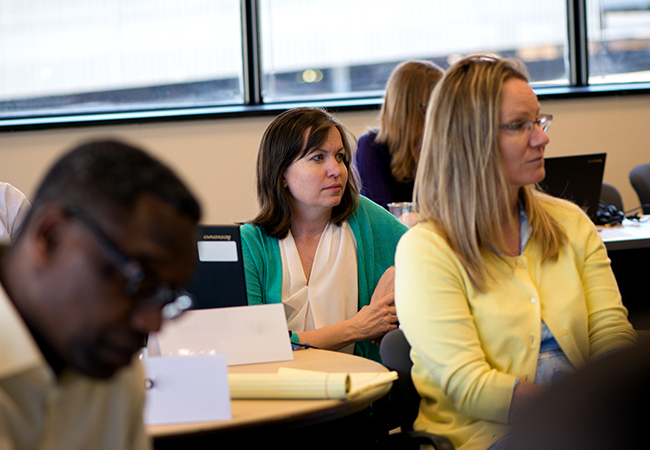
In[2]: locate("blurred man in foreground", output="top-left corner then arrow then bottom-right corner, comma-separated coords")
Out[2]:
0,139 -> 201,450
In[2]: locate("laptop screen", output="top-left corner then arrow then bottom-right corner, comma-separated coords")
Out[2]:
183,225 -> 248,309
538,153 -> 606,222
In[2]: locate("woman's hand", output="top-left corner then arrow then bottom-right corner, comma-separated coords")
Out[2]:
294,267 -> 398,350
351,267 -> 399,343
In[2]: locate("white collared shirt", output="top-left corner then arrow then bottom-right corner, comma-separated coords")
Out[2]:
0,182 -> 30,244
0,284 -> 151,450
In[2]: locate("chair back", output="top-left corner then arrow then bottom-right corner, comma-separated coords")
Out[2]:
379,328 -> 420,431
630,163 -> 650,214
600,182 -> 624,211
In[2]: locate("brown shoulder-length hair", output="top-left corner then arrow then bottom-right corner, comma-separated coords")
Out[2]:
415,54 -> 566,292
250,107 -> 360,239
375,60 -> 444,183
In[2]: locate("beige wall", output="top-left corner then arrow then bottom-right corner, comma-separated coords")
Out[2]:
0,94 -> 648,224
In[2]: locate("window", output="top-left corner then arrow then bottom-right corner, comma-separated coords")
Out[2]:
259,0 -> 569,102
586,0 -> 650,83
0,0 -> 649,128
0,0 -> 242,119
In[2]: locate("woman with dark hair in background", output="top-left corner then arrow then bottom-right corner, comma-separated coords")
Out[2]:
241,107 -> 407,362
355,60 -> 443,210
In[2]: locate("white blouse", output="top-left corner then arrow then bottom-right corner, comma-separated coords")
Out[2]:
279,221 -> 358,353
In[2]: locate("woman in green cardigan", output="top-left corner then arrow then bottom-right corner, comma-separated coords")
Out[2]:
241,107 -> 408,362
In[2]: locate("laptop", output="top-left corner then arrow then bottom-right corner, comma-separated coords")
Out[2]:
183,225 -> 249,309
538,153 -> 606,223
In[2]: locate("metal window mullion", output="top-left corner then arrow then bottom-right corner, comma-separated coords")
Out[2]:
241,0 -> 262,106
568,0 -> 589,87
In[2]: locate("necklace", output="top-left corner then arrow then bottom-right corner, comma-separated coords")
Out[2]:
293,222 -> 328,264
295,239 -> 314,263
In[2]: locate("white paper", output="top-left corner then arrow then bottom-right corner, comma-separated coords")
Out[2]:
598,218 -> 650,242
228,372 -> 350,399
148,303 -> 294,366
197,240 -> 238,262
143,354 -> 231,425
278,367 -> 398,398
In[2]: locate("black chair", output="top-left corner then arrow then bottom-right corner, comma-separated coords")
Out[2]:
600,182 -> 624,211
376,329 -> 455,450
630,163 -> 650,214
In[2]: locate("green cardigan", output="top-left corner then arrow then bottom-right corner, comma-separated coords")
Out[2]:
241,196 -> 408,362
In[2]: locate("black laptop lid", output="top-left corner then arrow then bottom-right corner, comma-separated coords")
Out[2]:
538,153 -> 606,222
183,225 -> 248,309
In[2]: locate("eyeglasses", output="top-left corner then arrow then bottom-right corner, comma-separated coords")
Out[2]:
499,114 -> 553,135
64,207 -> 194,320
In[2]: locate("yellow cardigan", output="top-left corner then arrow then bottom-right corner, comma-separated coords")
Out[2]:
395,197 -> 636,450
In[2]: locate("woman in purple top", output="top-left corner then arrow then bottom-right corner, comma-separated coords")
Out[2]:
355,60 -> 444,208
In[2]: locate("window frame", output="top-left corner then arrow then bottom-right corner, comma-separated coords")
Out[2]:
1,0 -> 649,132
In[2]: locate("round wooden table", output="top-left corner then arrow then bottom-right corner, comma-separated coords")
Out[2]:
148,348 -> 391,446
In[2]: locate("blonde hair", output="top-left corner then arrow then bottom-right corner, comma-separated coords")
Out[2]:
414,54 -> 566,291
375,60 -> 444,183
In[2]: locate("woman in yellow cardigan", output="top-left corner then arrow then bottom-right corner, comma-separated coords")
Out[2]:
395,54 -> 636,450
